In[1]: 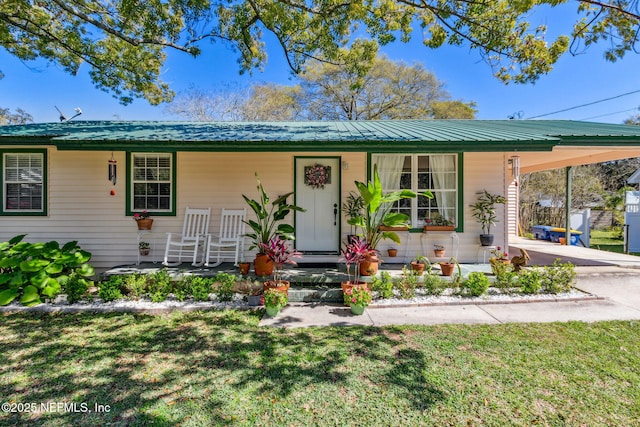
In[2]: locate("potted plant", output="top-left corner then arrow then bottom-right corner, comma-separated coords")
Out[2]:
259,236 -> 300,295
439,257 -> 457,277
343,283 -> 372,315
238,260 -> 251,275
433,244 -> 446,258
423,213 -> 455,231
247,283 -> 263,307
138,241 -> 150,256
133,210 -> 153,230
340,236 -> 373,305
243,173 -> 306,276
470,190 -> 507,246
489,246 -> 511,275
348,165 -> 426,274
387,247 -> 398,257
342,191 -> 365,242
263,287 -> 288,317
410,255 -> 430,275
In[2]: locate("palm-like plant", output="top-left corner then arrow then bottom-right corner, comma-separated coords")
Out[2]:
242,173 -> 306,254
348,164 -> 431,250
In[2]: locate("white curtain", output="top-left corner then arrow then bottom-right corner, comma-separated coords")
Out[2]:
430,155 -> 456,221
371,154 -> 405,190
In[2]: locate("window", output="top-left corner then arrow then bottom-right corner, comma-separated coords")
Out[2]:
2,151 -> 46,215
129,153 -> 175,214
372,153 -> 459,228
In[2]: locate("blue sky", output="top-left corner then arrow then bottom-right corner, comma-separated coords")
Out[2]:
1,6 -> 639,124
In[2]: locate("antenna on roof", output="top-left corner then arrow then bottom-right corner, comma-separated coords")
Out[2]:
55,106 -> 83,122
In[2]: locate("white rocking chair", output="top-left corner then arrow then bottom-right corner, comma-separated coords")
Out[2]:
163,207 -> 211,266
204,208 -> 247,267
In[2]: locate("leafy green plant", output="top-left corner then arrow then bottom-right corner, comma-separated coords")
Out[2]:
395,266 -> 419,299
370,270 -> 394,299
422,272 -> 445,296
0,235 -> 95,306
122,274 -> 148,300
342,191 -> 365,236
461,272 -> 490,297
470,190 -> 507,235
148,269 -> 173,302
540,259 -> 576,294
172,277 -> 188,301
348,164 -> 426,250
63,273 -> 92,303
185,276 -> 212,301
492,261 -> 517,290
264,288 -> 288,307
242,173 -> 306,254
517,268 -> 542,294
97,276 -> 124,302
214,272 -> 237,302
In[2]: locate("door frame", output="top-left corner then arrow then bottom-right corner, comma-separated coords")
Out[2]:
293,156 -> 342,253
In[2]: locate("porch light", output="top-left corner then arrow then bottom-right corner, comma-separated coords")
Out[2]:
509,155 -> 520,180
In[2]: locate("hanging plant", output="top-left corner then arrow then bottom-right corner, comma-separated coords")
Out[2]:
304,164 -> 331,189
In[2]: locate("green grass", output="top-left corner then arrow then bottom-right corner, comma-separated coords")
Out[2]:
1,311 -> 640,426
589,229 -> 640,256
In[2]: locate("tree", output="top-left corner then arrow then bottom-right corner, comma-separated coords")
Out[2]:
624,115 -> 640,125
168,55 -> 476,121
0,107 -> 33,125
1,1 -> 639,105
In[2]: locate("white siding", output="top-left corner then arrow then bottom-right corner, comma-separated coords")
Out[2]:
0,148 -> 512,271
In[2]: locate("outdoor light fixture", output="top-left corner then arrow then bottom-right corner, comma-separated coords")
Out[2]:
509,155 -> 520,180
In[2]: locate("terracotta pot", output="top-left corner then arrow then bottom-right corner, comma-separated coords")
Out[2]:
359,255 -> 379,276
136,219 -> 154,230
254,254 -> 274,277
387,248 -> 398,257
411,262 -> 425,275
238,262 -> 251,275
440,262 -> 455,276
263,280 -> 290,296
139,248 -> 150,256
434,249 -> 446,258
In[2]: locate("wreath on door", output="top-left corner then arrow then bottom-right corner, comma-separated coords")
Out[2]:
304,164 -> 331,189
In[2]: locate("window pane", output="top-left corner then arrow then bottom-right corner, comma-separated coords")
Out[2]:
4,153 -> 44,212
131,153 -> 172,213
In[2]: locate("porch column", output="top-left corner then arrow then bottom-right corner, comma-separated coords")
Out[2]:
565,166 -> 572,245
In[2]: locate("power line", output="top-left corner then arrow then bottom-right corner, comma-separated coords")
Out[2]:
579,105 -> 640,121
526,89 -> 640,119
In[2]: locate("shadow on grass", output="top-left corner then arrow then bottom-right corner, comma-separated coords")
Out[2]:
0,311 -> 446,425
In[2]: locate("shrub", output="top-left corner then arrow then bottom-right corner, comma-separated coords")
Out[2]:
264,288 -> 288,307
370,271 -> 394,299
0,235 -> 95,306
148,270 -> 173,303
395,267 -> 419,299
540,259 -> 576,294
214,272 -> 237,302
98,276 -> 124,302
185,276 -> 212,301
493,261 -> 517,290
518,268 -> 542,294
122,274 -> 148,299
461,272 -> 490,297
63,273 -> 92,303
172,277 -> 188,301
422,273 -> 445,296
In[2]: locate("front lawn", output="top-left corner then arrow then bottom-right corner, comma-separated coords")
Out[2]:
1,311 -> 639,426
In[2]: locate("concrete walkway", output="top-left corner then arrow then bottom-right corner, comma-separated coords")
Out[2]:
260,266 -> 640,328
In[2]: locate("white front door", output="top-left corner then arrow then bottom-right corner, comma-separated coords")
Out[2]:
295,157 -> 341,252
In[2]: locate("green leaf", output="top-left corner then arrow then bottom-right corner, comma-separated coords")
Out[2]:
20,285 -> 42,306
19,259 -> 50,272
76,263 -> 95,277
0,288 -> 19,306
42,281 -> 62,298
45,262 -> 64,275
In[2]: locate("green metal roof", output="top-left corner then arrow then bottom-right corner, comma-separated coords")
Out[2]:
2,120 -> 640,152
